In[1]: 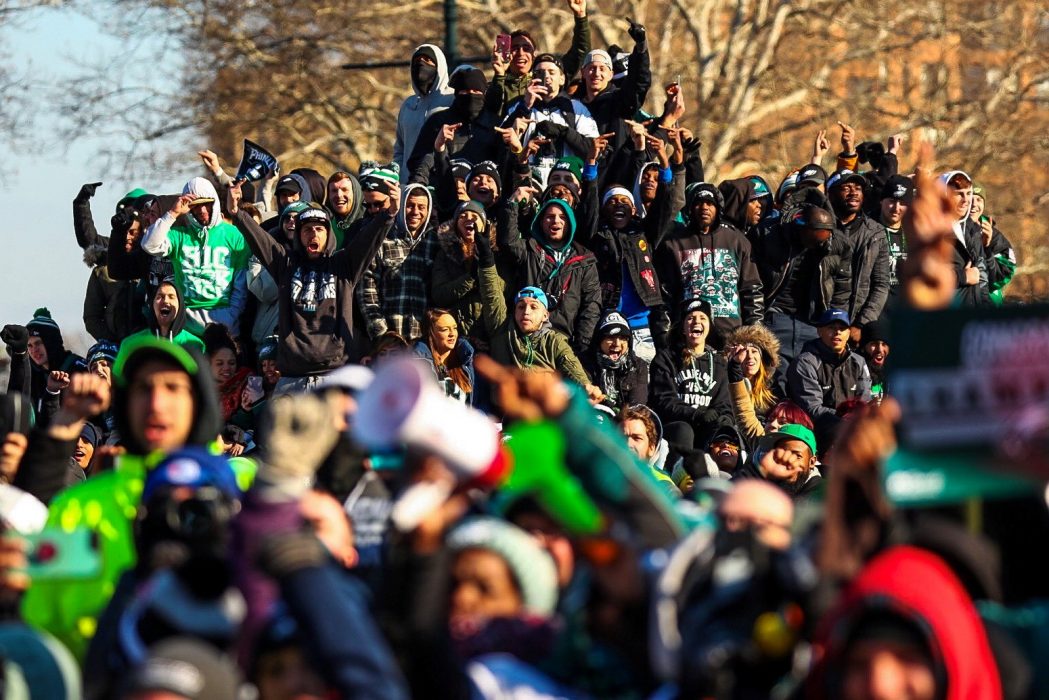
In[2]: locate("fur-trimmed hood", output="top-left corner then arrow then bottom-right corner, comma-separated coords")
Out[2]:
725,323 -> 780,370
83,242 -> 108,268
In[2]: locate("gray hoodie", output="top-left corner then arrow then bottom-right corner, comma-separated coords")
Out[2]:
394,44 -> 454,179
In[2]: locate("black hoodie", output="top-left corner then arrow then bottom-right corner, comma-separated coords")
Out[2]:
233,207 -> 392,375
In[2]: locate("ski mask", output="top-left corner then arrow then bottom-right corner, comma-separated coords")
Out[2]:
412,60 -> 437,94
454,92 -> 485,121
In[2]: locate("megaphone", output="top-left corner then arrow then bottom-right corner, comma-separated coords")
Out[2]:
353,357 -> 508,487
234,139 -> 279,183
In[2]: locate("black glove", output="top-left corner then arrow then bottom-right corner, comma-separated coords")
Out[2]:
474,229 -> 495,268
536,121 -> 568,140
75,180 -> 102,202
627,19 -> 647,45
681,136 -> 702,156
693,408 -> 720,428
1,325 -> 28,354
727,356 -> 745,383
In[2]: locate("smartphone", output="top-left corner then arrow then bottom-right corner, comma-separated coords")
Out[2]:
979,215 -> 991,224
19,527 -> 101,580
666,76 -> 680,96
495,34 -> 512,58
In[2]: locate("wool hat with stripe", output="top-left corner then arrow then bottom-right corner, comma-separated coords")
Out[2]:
360,162 -> 400,193
26,308 -> 60,336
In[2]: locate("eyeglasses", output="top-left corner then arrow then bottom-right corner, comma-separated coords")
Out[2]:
364,201 -> 386,212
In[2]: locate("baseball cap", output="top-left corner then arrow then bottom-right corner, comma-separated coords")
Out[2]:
275,175 -> 302,194
583,49 -> 613,68
796,164 -> 827,187
826,169 -> 867,190
296,206 -> 330,229
881,174 -> 915,204
143,447 -> 241,502
113,335 -> 203,388
814,308 -> 851,327
317,364 -> 374,394
749,177 -> 771,200
515,286 -> 549,309
759,423 -> 817,457
598,311 -> 630,338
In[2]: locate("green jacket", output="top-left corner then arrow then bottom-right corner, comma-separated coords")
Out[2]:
21,453 -> 149,660
478,263 -> 590,386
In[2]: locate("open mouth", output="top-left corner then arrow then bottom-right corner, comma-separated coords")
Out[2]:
158,305 -> 174,319
73,447 -> 86,461
688,327 -> 705,339
307,241 -> 321,253
611,208 -> 629,223
606,349 -> 623,360
143,423 -> 169,444
716,447 -> 735,460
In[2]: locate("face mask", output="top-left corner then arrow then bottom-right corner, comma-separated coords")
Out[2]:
454,92 -> 485,121
412,62 -> 437,92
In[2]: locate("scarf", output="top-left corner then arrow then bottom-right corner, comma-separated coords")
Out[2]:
218,367 -> 252,422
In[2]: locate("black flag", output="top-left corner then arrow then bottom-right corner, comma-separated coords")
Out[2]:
235,139 -> 279,183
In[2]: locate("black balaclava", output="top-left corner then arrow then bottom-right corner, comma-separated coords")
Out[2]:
450,67 -> 488,121
412,46 -> 439,94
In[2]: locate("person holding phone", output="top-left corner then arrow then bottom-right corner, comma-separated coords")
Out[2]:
969,184 -> 1017,305
485,0 -> 592,119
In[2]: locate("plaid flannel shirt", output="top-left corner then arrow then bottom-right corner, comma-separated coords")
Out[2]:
356,224 -> 441,340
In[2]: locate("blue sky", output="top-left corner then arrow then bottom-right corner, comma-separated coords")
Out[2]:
0,7 -> 189,354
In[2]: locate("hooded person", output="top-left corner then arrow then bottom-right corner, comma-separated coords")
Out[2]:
732,422 -> 820,498
808,546 -> 1002,700
656,182 -> 765,344
394,44 -> 454,179
970,183 -> 1017,306
938,170 -> 991,307
228,187 -> 395,387
497,197 -> 602,356
408,66 -> 502,187
7,310 -> 86,418
126,275 -> 206,352
140,177 -> 251,337
76,185 -> 140,343
325,170 -> 365,247
723,323 -> 781,445
22,335 -> 223,661
669,423 -> 749,491
356,182 -> 441,340
718,176 -> 772,238
583,311 -> 649,411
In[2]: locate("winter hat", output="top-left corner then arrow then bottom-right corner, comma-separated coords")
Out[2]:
0,623 -> 81,699
598,311 -> 631,339
449,158 -> 473,180
583,49 -> 613,69
118,187 -> 150,208
447,517 -> 558,616
26,308 -> 60,337
360,163 -> 400,194
468,161 -> 501,189
861,317 -> 891,346
679,298 -> 713,321
123,636 -> 241,700
685,183 -> 724,216
143,447 -> 242,502
549,156 -> 584,188
826,169 -> 866,190
448,65 -> 488,93
515,286 -> 549,309
796,164 -> 827,187
86,339 -> 119,367
257,335 -> 279,362
79,422 -> 101,451
455,199 -> 488,224
881,174 -> 915,204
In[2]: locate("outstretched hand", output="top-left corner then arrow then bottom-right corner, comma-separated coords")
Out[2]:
475,355 -> 571,421
899,143 -> 957,310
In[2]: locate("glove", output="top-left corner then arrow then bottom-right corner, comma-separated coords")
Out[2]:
627,19 -> 647,45
474,228 -> 495,268
257,393 -> 340,499
681,136 -> 702,155
1,325 -> 29,354
536,121 -> 568,140
727,357 -> 745,383
75,182 -> 102,202
693,408 -> 720,428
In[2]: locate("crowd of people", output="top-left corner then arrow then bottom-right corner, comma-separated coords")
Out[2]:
0,2 -> 1033,697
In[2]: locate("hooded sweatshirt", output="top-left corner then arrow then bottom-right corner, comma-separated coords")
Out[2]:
394,44 -> 454,179
499,199 -> 602,355
356,183 -> 440,340
808,546 -> 1002,700
126,276 -> 205,352
657,183 -> 765,341
140,177 -> 250,335
233,205 -> 392,375
328,173 -> 365,247
939,170 -> 991,307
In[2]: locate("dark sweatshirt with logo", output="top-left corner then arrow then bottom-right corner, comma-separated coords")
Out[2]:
233,209 -> 392,376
